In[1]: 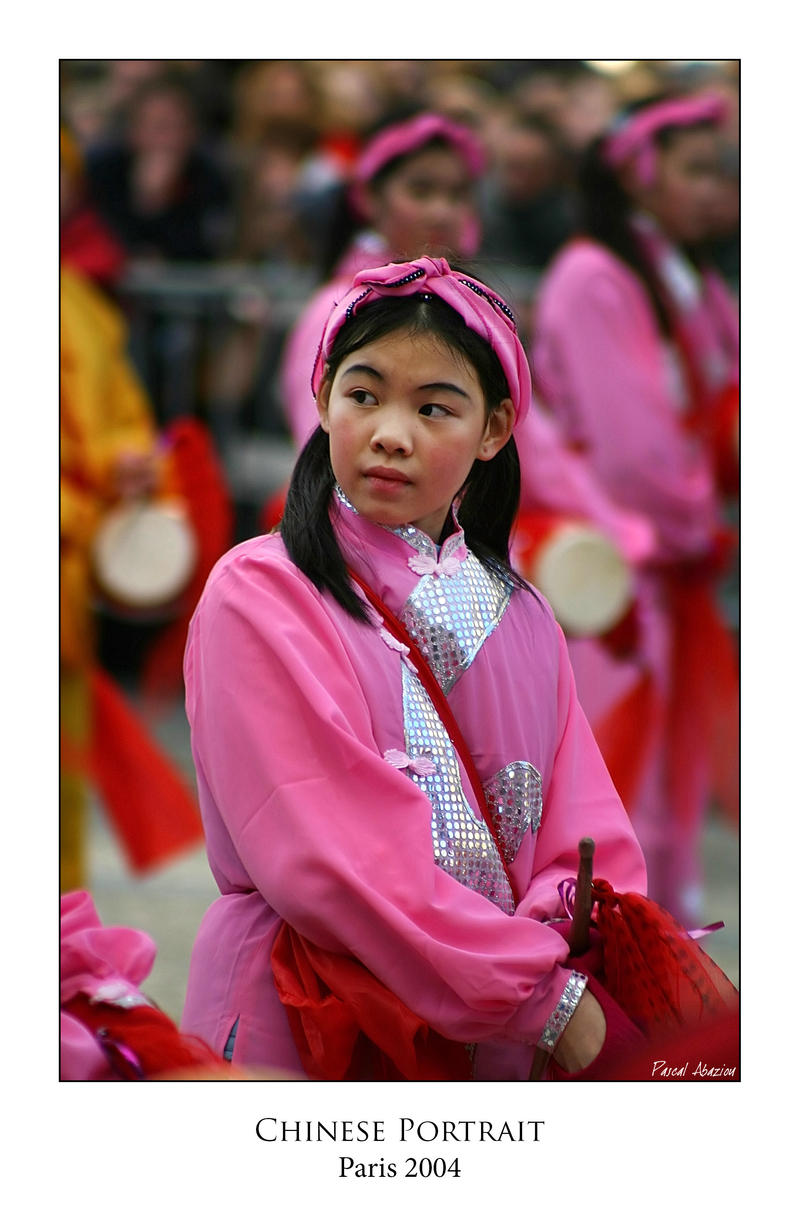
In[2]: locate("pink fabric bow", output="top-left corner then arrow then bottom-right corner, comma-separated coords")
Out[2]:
408,553 -> 461,578
311,256 -> 532,426
604,92 -> 729,187
383,749 -> 437,777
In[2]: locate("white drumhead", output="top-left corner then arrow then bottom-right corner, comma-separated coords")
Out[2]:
532,523 -> 633,637
93,501 -> 197,610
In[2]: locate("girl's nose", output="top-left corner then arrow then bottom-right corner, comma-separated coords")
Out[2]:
369,410 -> 413,455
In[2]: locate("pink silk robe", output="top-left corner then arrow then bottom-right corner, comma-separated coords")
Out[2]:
180,492 -> 646,1078
529,237 -> 737,922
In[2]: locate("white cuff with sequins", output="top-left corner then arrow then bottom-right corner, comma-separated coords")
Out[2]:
536,971 -> 588,1053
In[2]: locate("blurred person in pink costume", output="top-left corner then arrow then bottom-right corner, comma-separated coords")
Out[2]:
279,111 -> 486,450
528,92 -> 740,924
181,257 -> 649,1081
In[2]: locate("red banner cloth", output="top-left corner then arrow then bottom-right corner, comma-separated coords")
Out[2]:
88,666 -> 204,873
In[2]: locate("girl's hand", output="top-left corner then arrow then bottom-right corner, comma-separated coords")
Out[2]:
551,987 -> 607,1073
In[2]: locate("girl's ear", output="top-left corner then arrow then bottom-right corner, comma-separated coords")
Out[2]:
316,375 -> 332,433
477,398 -> 515,461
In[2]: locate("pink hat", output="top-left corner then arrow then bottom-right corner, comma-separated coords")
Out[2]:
311,256 -> 532,427
350,111 -> 486,218
604,91 -> 729,187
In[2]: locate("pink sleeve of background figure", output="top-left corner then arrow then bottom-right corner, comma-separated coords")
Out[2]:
185,548 -> 590,1046
279,282 -> 344,448
532,249 -> 719,561
515,402 -> 656,565
515,624 -> 647,925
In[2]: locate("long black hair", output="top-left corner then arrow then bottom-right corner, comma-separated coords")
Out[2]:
578,94 -> 720,335
280,291 -> 529,622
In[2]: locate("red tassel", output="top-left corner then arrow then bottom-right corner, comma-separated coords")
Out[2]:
89,666 -> 204,873
591,878 -> 739,1039
140,418 -> 234,703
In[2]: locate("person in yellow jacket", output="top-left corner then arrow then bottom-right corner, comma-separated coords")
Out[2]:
60,264 -> 167,891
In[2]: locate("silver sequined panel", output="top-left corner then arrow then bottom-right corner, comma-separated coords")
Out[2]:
483,762 -> 542,864
401,663 -> 515,916
400,553 -> 513,695
538,971 -> 588,1052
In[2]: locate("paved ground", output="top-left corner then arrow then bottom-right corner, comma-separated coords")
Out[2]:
87,694 -> 740,1027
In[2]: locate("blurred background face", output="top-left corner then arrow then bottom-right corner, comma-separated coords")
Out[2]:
633,127 -> 723,245
494,123 -> 561,202
129,90 -> 196,157
365,144 -> 475,259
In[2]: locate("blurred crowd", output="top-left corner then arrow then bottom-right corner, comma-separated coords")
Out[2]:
60,58 -> 739,285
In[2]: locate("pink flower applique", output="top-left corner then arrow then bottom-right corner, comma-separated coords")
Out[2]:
383,748 -> 437,777
407,553 -> 461,578
379,627 -> 410,657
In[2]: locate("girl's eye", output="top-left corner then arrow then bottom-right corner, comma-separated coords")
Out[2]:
419,403 -> 451,418
350,389 -> 377,406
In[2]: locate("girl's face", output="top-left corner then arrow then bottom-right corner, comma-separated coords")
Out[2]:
364,145 -> 476,259
628,127 -> 722,245
317,327 -> 513,542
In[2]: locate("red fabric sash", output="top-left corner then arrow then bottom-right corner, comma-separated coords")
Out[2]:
591,569 -> 738,828
271,926 -> 473,1081
140,418 -> 234,703
666,571 -> 739,827
66,666 -> 205,873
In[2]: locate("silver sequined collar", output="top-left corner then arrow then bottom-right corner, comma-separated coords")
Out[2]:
333,483 -> 466,562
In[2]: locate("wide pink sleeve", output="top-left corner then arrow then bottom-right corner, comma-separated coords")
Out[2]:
516,624 -> 647,924
533,255 -> 718,560
279,283 -> 343,448
186,549 -> 593,1048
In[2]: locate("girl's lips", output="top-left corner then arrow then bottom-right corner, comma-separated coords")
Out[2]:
364,467 -> 412,483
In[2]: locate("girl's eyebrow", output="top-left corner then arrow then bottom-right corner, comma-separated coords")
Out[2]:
341,363 -> 383,380
418,381 -> 470,398
341,364 -> 471,399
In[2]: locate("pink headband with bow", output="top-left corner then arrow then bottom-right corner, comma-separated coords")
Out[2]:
350,112 -> 486,217
311,256 -> 532,427
604,92 -> 729,187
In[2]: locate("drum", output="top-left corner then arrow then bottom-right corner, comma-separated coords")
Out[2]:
92,499 -> 198,615
512,512 -> 633,638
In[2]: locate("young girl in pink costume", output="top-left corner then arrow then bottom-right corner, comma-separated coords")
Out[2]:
181,256 -> 648,1081
528,93 -> 739,924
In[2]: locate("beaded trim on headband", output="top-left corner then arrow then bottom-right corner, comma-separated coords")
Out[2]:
457,278 -> 518,327
342,274 -> 517,329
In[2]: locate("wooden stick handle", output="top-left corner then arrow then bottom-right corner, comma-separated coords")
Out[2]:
568,837 -> 595,957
